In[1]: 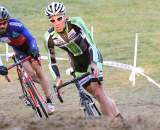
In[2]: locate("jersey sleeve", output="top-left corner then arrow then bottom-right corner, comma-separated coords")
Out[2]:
44,31 -> 60,79
10,20 -> 39,52
71,17 -> 102,64
20,25 -> 39,52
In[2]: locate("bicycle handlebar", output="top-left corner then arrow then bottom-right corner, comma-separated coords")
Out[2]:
5,56 -> 32,82
53,72 -> 90,103
7,56 -> 32,70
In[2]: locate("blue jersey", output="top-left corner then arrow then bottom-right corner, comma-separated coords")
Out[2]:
0,18 -> 38,53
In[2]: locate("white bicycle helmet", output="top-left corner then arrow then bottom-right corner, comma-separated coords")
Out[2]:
45,2 -> 66,18
0,6 -> 10,20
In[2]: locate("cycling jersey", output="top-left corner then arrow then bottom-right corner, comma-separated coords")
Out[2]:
0,18 -> 39,59
44,17 -> 103,80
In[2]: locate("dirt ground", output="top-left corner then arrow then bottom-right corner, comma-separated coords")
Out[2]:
0,72 -> 160,130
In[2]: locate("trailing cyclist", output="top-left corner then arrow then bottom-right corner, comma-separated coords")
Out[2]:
0,6 -> 55,114
44,2 -> 122,118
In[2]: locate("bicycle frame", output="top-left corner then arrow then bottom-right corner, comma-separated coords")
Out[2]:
53,72 -> 101,118
7,56 -> 48,118
53,72 -> 90,102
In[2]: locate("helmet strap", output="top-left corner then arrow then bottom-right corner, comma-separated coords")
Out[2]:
64,21 -> 68,33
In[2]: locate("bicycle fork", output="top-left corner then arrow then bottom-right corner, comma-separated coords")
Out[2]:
79,90 -> 95,110
75,82 -> 101,118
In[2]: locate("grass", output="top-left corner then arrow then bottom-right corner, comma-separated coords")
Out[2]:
1,0 -> 160,88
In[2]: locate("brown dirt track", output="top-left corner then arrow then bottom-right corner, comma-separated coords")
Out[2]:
0,69 -> 160,130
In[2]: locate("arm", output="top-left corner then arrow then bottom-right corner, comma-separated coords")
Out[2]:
21,26 -> 38,51
44,31 -> 61,80
17,23 -> 39,58
71,17 -> 103,76
71,17 -> 101,64
78,18 -> 101,64
80,19 -> 103,75
9,20 -> 39,57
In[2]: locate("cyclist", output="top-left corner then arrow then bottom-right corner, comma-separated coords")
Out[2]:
0,6 -> 55,114
44,2 -> 122,118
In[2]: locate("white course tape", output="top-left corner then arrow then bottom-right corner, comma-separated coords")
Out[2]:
138,71 -> 160,89
103,61 -> 144,73
1,53 -> 160,89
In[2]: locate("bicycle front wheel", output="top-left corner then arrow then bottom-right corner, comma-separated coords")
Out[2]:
18,71 -> 42,117
83,100 -> 101,118
28,81 -> 49,118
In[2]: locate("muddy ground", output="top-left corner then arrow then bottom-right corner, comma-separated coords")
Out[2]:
0,69 -> 160,130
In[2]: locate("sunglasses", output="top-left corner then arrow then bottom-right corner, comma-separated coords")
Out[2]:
50,16 -> 63,23
0,21 -> 7,26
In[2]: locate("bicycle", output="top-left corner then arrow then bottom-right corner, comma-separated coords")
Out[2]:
7,55 -> 49,119
53,71 -> 101,118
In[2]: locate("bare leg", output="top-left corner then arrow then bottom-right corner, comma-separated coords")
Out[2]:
22,61 -> 40,83
23,59 -> 55,114
31,60 -> 51,98
85,82 -> 120,118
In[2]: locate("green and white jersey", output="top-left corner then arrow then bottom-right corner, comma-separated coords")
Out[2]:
44,17 -> 103,78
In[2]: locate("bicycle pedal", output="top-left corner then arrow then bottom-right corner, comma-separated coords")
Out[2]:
24,100 -> 31,106
24,102 -> 31,106
19,95 -> 32,106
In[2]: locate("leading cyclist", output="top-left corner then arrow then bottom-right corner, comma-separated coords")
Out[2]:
0,6 -> 55,114
44,2 -> 122,118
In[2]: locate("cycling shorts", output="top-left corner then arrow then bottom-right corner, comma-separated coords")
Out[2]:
13,47 -> 28,60
75,62 -> 103,88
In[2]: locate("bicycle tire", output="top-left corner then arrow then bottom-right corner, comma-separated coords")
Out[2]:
36,107 -> 42,118
81,95 -> 101,118
74,78 -> 101,118
83,101 -> 101,118
28,81 -> 49,118
18,71 -> 43,117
